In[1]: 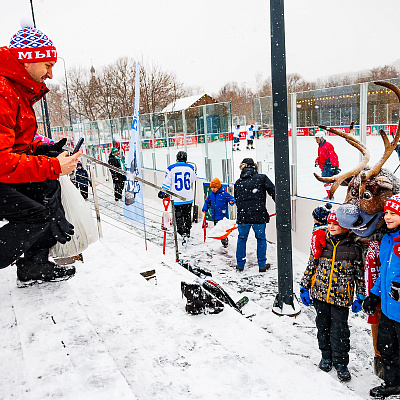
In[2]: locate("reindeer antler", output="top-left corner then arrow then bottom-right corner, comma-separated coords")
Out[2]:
359,81 -> 400,191
314,122 -> 370,199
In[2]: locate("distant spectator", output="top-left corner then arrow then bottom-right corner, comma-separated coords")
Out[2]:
74,161 -> 90,200
108,147 -> 126,201
233,124 -> 241,151
246,125 -> 255,150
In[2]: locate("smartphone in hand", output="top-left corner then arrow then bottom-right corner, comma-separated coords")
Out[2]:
73,137 -> 84,154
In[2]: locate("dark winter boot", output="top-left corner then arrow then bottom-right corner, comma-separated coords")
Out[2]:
259,263 -> 271,272
373,356 -> 385,380
370,383 -> 400,398
17,259 -> 76,286
318,358 -> 332,372
335,364 -> 351,382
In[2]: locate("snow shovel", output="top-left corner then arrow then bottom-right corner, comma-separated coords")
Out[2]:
207,213 -> 276,240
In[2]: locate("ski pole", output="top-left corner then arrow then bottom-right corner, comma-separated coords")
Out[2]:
63,146 -> 186,201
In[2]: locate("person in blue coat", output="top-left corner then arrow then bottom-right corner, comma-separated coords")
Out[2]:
202,178 -> 235,248
363,194 -> 400,398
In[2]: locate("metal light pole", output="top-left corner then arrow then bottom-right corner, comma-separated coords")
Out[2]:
270,0 -> 300,316
58,57 -> 73,126
30,0 -> 52,138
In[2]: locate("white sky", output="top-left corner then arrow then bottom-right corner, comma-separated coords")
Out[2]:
1,0 -> 399,95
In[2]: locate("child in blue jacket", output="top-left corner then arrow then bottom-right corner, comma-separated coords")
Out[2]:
363,194 -> 400,398
202,178 -> 235,248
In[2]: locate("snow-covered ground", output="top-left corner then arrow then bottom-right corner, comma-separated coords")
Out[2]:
0,204 -> 384,399
2,133 -> 400,399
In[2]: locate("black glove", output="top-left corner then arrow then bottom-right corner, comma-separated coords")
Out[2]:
35,138 -> 67,157
50,208 -> 74,244
363,292 -> 380,315
158,190 -> 170,199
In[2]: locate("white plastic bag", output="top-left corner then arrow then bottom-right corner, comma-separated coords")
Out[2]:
161,211 -> 172,231
50,175 -> 98,258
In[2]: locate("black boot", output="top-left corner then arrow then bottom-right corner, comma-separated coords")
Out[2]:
17,258 -> 76,286
335,364 -> 351,382
370,383 -> 400,398
318,358 -> 332,372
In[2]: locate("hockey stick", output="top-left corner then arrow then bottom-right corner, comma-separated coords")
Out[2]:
63,147 -> 186,201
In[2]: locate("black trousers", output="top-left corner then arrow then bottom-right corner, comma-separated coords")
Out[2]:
378,312 -> 400,385
314,299 -> 350,366
0,181 -> 58,269
175,203 -> 192,237
113,178 -> 125,200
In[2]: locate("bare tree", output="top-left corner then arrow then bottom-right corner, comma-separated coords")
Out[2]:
255,75 -> 272,98
216,82 -> 253,121
45,84 -> 69,126
47,57 -> 189,126
140,60 -> 187,114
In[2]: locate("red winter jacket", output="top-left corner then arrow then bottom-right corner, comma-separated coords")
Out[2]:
0,46 -> 61,183
315,139 -> 339,170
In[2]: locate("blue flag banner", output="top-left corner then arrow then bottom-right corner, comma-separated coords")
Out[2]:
123,62 -> 145,228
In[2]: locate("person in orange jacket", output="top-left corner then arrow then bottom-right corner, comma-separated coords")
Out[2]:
0,22 -> 80,284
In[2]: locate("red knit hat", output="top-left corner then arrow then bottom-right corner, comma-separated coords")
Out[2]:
384,194 -> 400,216
327,211 -> 349,231
9,23 -> 57,63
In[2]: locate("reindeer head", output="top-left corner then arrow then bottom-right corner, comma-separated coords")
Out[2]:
314,81 -> 400,237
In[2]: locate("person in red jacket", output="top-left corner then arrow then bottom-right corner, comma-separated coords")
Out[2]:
314,132 -> 340,199
0,23 -> 81,284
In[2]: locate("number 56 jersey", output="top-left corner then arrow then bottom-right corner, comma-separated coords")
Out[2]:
161,162 -> 197,205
